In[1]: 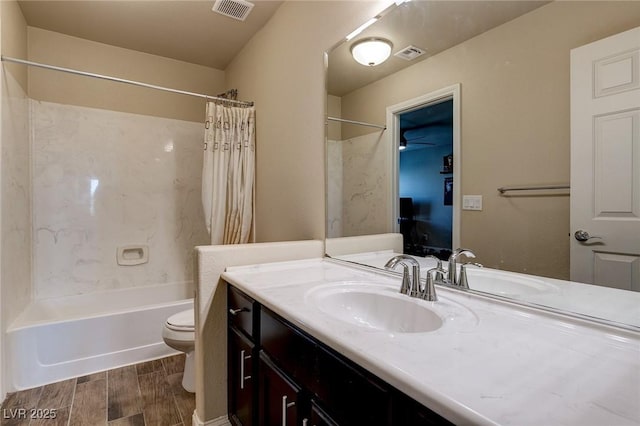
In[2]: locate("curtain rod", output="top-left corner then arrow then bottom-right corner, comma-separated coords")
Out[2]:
327,116 -> 386,130
1,56 -> 254,107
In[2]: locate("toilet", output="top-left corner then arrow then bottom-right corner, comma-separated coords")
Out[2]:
162,308 -> 195,393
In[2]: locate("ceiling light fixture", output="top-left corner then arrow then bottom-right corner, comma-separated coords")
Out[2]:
351,38 -> 393,67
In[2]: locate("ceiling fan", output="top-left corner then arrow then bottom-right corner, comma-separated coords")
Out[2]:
399,129 -> 436,150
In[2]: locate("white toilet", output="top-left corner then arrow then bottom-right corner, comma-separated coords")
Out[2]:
162,308 -> 195,393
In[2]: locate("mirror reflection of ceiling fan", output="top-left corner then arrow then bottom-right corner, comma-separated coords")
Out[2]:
399,125 -> 452,150
400,129 -> 436,149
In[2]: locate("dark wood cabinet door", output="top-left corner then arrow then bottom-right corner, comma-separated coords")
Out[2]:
229,328 -> 256,426
306,401 -> 339,426
259,353 -> 301,426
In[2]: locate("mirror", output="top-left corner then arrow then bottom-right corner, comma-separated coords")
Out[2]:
325,1 -> 640,328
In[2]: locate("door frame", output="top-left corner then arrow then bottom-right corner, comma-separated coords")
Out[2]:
386,84 -> 461,249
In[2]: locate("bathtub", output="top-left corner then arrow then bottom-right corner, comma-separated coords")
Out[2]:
6,282 -> 193,391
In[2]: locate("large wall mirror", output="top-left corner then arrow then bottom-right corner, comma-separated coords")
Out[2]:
325,1 -> 640,328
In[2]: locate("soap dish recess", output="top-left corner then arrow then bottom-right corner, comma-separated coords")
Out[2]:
117,245 -> 149,266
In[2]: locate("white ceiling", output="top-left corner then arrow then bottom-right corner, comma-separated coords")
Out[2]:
17,0 -> 283,70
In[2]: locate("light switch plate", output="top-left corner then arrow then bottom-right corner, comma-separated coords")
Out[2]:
462,195 -> 483,211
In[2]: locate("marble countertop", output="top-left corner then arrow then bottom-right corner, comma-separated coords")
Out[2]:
334,250 -> 640,329
222,258 -> 640,426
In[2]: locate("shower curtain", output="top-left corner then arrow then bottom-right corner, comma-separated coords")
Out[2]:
202,102 -> 255,244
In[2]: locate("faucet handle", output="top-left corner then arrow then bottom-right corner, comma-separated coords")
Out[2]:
421,268 -> 439,302
398,263 -> 411,295
459,262 -> 483,289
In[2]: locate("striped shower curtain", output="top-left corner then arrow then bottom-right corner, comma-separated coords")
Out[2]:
201,102 -> 255,244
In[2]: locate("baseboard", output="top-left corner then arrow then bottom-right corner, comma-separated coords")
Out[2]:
192,410 -> 231,426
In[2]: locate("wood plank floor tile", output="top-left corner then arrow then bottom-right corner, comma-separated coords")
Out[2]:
69,378 -> 106,426
1,388 -> 42,410
1,388 -> 42,426
136,360 -> 164,376
161,355 -> 184,375
0,410 -> 30,426
107,366 -> 143,421
37,379 -> 75,410
29,406 -> 70,426
107,413 -> 145,426
76,371 -> 106,384
138,371 -> 181,426
166,373 -> 195,425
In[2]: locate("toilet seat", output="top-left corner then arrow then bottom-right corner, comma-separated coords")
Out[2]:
166,309 -> 194,332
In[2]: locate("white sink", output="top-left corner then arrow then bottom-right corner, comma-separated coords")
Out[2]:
306,283 -> 443,333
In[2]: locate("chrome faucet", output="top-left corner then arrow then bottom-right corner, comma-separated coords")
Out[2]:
384,254 -> 421,297
447,248 -> 476,287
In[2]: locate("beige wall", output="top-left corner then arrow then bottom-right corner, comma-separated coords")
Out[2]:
28,27 -> 226,123
339,1 -> 640,279
1,0 -> 28,91
0,0 -> 30,400
225,0 -> 388,244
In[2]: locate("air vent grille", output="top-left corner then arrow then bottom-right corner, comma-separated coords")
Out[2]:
212,0 -> 254,21
394,45 -> 427,61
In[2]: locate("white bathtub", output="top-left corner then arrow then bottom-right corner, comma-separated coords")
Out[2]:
6,282 -> 193,391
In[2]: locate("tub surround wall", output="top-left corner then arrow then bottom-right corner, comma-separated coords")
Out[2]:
326,139 -> 343,237
32,100 -> 208,299
340,131 -> 391,237
0,0 -> 30,401
1,70 -> 30,328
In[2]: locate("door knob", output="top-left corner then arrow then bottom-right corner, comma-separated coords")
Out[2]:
574,230 -> 602,242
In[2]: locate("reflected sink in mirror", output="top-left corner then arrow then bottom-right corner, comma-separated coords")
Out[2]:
464,268 -> 559,297
306,282 -> 478,333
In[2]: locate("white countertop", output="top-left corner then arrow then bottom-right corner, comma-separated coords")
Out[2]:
335,250 -> 640,329
222,258 -> 640,426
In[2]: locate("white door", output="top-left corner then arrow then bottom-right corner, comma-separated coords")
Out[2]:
570,26 -> 640,291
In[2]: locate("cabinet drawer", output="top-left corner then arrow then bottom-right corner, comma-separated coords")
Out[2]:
228,286 -> 258,340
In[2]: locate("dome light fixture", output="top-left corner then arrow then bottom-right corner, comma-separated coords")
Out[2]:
351,38 -> 393,67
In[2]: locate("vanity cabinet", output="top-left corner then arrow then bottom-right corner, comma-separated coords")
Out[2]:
227,284 -> 452,426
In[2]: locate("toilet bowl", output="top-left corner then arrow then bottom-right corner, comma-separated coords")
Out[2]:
162,308 -> 195,393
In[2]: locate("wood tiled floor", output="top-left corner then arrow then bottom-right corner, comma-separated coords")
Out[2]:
1,354 -> 194,426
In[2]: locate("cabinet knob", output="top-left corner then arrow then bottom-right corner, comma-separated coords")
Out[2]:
229,307 -> 249,316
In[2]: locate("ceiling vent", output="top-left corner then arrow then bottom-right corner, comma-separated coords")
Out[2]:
394,45 -> 427,61
212,0 -> 255,21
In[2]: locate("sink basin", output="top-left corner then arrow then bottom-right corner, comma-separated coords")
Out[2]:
307,284 -> 443,333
